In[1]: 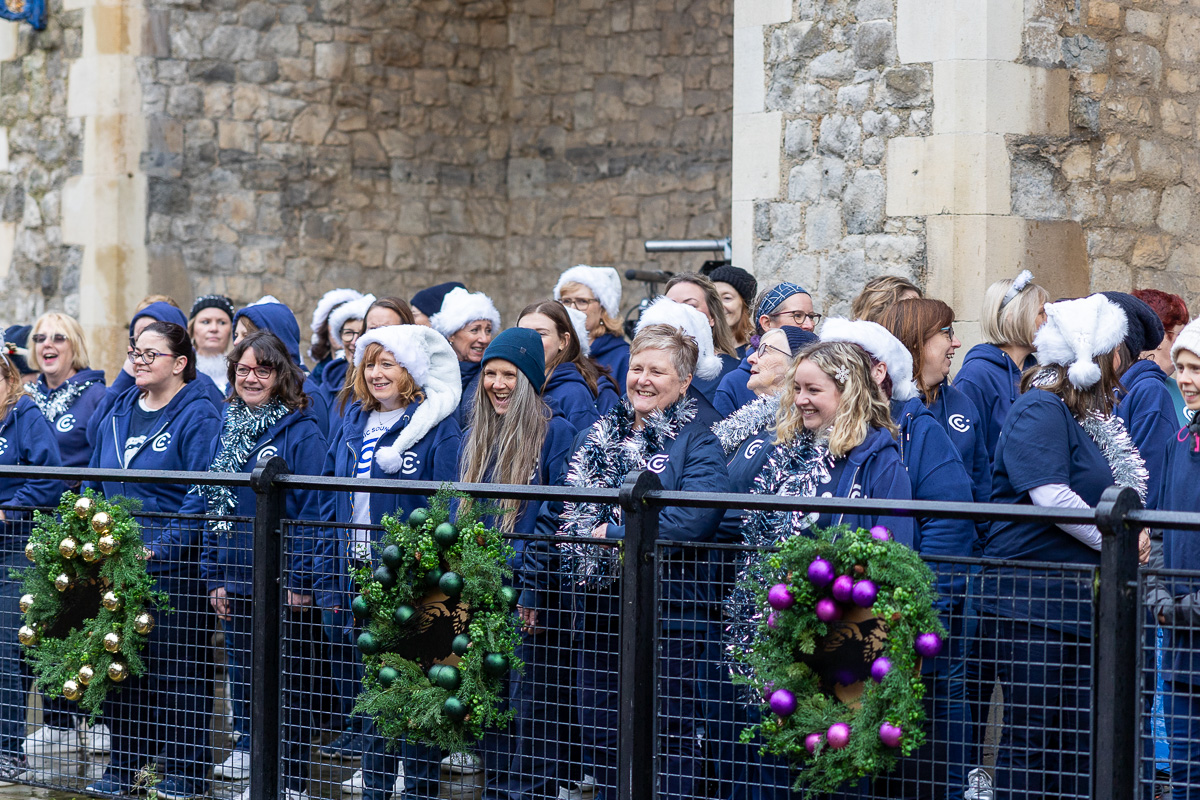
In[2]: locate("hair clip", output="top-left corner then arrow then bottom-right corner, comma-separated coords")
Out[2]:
1000,269 -> 1034,309
834,364 -> 851,385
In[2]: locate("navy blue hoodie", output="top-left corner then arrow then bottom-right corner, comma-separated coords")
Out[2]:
454,360 -> 482,428
1116,359 -> 1178,510
953,343 -> 1035,466
233,302 -> 333,439
925,382 -> 990,508
713,355 -> 755,417
544,361 -> 611,433
86,379 -> 222,573
0,396 -> 64,547
29,368 -> 107,468
1160,422 -> 1200,683
690,352 -> 740,403
590,333 -> 629,395
190,405 -> 328,597
821,426 -> 915,546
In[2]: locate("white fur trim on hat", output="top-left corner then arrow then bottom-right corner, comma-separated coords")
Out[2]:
353,325 -> 462,474
250,295 -> 282,306
328,294 -> 376,340
1172,318 -> 1200,365
820,317 -> 919,402
634,296 -> 722,381
310,289 -> 364,333
554,265 -> 623,318
429,288 -> 501,339
1033,294 -> 1128,390
565,305 -> 591,356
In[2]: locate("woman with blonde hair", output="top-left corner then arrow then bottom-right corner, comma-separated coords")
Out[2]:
851,274 -> 922,322
26,312 -> 107,471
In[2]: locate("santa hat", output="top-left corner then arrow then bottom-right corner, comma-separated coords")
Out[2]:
353,325 -> 462,474
633,296 -> 723,381
565,305 -> 591,356
1172,318 -> 1200,365
429,288 -> 501,339
820,317 -> 919,401
328,294 -> 376,339
1034,294 -> 1128,389
554,265 -> 623,318
310,289 -> 363,337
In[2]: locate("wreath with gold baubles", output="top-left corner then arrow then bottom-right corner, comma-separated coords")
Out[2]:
16,491 -> 168,713
732,525 -> 946,794
351,489 -> 523,754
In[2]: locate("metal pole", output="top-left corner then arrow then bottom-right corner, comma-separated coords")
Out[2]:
616,469 -> 662,800
250,456 -> 288,800
1093,484 -> 1142,800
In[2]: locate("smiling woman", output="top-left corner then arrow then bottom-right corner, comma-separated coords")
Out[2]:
26,312 -> 107,471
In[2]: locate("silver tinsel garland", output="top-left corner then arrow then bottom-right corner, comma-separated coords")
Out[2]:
194,398 -> 289,532
25,378 -> 100,422
712,394 -> 779,454
1078,411 -> 1148,502
557,397 -> 696,588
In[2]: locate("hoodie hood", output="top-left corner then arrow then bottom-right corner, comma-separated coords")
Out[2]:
234,302 -> 304,366
546,361 -> 591,392
39,368 -> 106,393
845,424 -> 900,469
130,302 -> 188,337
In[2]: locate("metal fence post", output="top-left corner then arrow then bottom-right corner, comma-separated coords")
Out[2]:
617,469 -> 662,800
1094,484 -> 1142,800
250,456 -> 288,800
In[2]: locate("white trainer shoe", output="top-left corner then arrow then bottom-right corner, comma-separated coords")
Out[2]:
214,750 -> 250,780
77,720 -> 111,754
22,725 -> 79,777
964,768 -> 995,800
440,752 -> 481,774
341,769 -> 364,796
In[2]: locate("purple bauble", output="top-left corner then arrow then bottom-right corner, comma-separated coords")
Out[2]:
851,579 -> 879,608
879,722 -> 903,748
815,597 -> 842,622
768,583 -> 795,611
870,656 -> 892,683
768,689 -> 797,716
914,632 -> 944,658
831,574 -> 854,603
807,558 -> 835,587
767,612 -> 779,629
870,525 -> 891,541
762,681 -> 776,699
804,732 -> 822,754
826,722 -> 851,749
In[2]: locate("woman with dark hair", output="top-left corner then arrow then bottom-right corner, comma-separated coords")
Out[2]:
84,320 -> 223,800
429,288 -> 500,425
309,289 -> 364,383
1135,288 -> 1192,426
188,295 -> 235,392
665,273 -> 740,397
708,265 -> 757,356
554,265 -> 629,393
517,300 -> 618,432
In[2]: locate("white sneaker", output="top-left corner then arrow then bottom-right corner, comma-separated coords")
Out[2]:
391,771 -> 405,799
77,720 -> 111,754
440,752 -> 481,774
578,773 -> 595,789
284,789 -> 310,800
214,750 -> 250,780
22,725 -> 79,776
965,768 -> 994,800
233,783 -> 250,800
341,769 -> 364,796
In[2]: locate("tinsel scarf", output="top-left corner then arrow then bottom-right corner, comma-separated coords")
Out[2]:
712,395 -> 779,455
558,396 -> 696,588
196,398 -> 289,532
25,378 -> 101,422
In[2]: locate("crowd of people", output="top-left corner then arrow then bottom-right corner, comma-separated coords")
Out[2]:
0,265 -> 1197,800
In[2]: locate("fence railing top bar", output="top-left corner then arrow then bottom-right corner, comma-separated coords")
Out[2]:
274,474 -> 623,502
0,464 -> 253,488
1128,508 -> 1200,531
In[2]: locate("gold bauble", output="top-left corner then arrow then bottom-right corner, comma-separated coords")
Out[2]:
74,496 -> 94,518
90,511 -> 113,534
77,665 -> 95,686
106,662 -> 127,682
54,574 -> 71,592
81,542 -> 98,563
18,594 -> 33,613
62,680 -> 80,701
133,613 -> 155,635
101,591 -> 121,612
17,625 -> 37,646
97,534 -> 117,555
24,542 -> 35,561
58,537 -> 78,559
102,631 -> 121,653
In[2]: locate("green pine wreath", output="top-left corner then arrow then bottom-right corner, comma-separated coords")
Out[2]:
15,490 -> 169,714
734,525 -> 947,794
352,488 -> 523,753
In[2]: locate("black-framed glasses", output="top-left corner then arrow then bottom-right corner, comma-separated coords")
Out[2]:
560,297 -> 598,310
128,349 -> 174,365
769,310 -> 822,326
233,364 -> 275,380
341,328 -> 364,343
755,341 -> 791,359
32,333 -> 68,345
939,325 -> 955,339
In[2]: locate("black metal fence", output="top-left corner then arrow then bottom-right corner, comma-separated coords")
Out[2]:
0,463 -> 1198,800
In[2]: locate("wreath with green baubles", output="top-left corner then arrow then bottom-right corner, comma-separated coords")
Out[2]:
351,489 -> 522,753
16,491 -> 168,713
733,525 -> 947,794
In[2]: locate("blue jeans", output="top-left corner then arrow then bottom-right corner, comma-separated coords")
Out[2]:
220,593 -> 251,750
0,549 -> 30,757
1167,680 -> 1200,799
361,721 -> 441,800
322,606 -> 366,734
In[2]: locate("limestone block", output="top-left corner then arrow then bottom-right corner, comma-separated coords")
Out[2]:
735,0 -> 791,28
733,25 -> 764,115
0,128 -> 7,172
885,134 -> 1010,217
67,55 -> 130,118
896,0 -> 1021,63
732,199 -> 753,269
1166,14 -> 1200,62
0,22 -> 18,62
931,61 -> 1068,136
0,221 -> 15,278
732,111 -> 782,201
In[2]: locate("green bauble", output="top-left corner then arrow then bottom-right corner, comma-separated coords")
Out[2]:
373,565 -> 397,590
408,509 -> 429,528
451,634 -> 471,657
357,632 -> 379,655
438,571 -> 464,597
443,696 -> 467,722
499,586 -> 519,610
425,567 -> 444,590
377,666 -> 399,689
351,595 -> 371,618
482,653 -> 509,678
393,604 -> 416,626
427,664 -> 445,683
433,522 -> 459,549
381,545 -> 403,570
434,664 -> 461,691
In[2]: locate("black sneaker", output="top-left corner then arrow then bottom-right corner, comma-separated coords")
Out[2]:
317,731 -> 363,762
0,755 -> 28,786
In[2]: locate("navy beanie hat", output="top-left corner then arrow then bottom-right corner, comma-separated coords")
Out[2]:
3,325 -> 33,375
777,325 -> 819,356
482,328 -> 546,394
411,282 -> 466,317
709,266 -> 758,308
130,301 -> 188,337
1101,291 -> 1165,356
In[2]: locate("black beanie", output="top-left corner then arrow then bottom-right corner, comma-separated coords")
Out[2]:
1101,291 -> 1165,356
411,282 -> 466,317
189,294 -> 235,321
709,266 -> 758,308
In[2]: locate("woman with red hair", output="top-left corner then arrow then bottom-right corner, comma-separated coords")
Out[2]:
1134,288 -> 1192,427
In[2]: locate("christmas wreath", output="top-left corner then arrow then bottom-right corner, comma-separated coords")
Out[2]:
16,490 -> 169,714
733,525 -> 946,794
352,489 -> 522,753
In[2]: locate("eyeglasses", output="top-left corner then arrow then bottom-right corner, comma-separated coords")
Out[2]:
128,349 -> 175,365
560,297 -> 598,310
769,311 -> 822,326
32,334 -> 67,345
939,325 -> 955,339
234,364 -> 275,380
755,342 -> 791,359
341,328 -> 364,343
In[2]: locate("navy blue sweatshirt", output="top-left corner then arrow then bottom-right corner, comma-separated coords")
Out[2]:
925,382 -> 991,508
544,362 -> 607,434
454,360 -> 481,428
1116,359 -> 1178,510
0,395 -> 64,547
1160,421 -> 1200,683
29,369 -> 107,468
713,356 -> 755,417
953,343 -> 1035,467
590,333 -> 629,395
691,352 -> 740,403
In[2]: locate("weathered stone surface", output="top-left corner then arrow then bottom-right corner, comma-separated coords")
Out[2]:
844,169 -> 885,234
853,21 -> 895,69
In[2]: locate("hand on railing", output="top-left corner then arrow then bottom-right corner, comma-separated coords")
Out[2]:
1138,530 -> 1151,565
517,605 -> 541,635
209,587 -> 230,621
592,523 -> 609,539
287,591 -> 313,608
